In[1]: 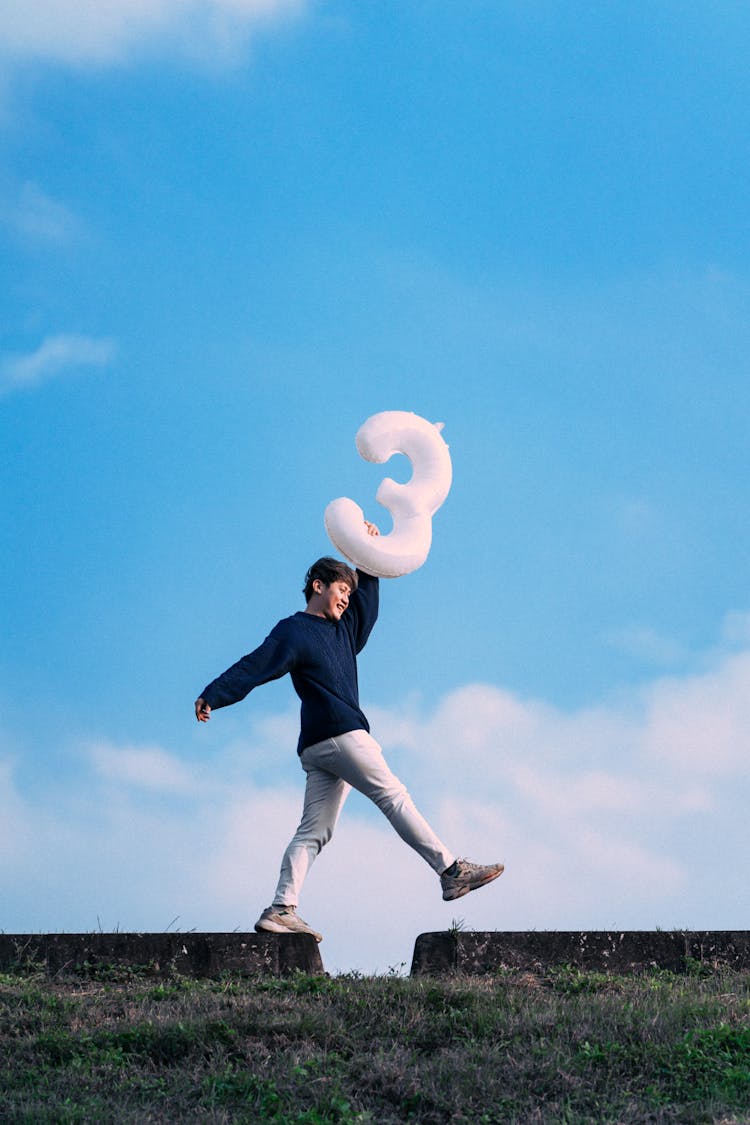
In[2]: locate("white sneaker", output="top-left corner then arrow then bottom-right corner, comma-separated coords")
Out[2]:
440,858 -> 504,901
254,906 -> 323,943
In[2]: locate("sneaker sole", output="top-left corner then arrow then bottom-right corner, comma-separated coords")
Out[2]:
255,918 -> 323,943
442,865 -> 504,902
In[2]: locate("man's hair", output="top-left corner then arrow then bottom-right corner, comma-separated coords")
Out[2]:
303,557 -> 358,603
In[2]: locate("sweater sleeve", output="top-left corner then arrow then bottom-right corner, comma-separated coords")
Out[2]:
199,626 -> 296,711
347,570 -> 379,653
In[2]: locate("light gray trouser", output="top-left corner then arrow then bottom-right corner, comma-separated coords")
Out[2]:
272,729 -> 455,907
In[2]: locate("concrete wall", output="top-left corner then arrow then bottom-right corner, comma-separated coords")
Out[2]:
411,930 -> 750,976
0,932 -> 324,977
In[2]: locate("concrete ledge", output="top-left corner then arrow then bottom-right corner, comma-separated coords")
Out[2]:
411,930 -> 750,976
0,932 -> 324,978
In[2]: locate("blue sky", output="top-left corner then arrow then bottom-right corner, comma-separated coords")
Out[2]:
2,1 -> 749,973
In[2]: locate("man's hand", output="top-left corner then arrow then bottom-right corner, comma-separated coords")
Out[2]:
364,521 -> 380,536
195,697 -> 211,722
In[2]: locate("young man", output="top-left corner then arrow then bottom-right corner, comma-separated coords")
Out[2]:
195,524 -> 503,942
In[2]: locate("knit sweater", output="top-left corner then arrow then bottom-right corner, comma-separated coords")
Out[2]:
200,571 -> 379,754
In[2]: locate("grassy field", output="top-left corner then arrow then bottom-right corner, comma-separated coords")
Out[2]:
1,961 -> 749,1123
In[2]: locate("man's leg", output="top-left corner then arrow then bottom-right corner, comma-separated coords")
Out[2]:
271,740 -> 351,908
309,729 -> 455,874
312,730 -> 504,900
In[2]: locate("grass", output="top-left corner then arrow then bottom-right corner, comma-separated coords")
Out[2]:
0,963 -> 748,1123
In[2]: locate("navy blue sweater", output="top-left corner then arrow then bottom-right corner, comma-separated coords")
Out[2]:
200,571 -> 379,754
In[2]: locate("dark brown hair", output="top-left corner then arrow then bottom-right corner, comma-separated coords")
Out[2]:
303,557 -> 358,603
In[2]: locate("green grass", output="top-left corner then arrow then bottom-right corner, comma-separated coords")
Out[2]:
0,964 -> 749,1123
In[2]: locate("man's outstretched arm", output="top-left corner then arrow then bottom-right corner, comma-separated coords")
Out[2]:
194,629 -> 295,723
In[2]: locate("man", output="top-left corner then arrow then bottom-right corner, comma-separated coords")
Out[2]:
195,523 -> 503,942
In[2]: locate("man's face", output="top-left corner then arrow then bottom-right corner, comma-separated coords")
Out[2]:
316,580 -> 351,622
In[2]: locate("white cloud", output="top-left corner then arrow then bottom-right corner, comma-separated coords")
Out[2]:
0,759 -> 33,861
572,828 -> 684,890
604,623 -> 689,668
610,495 -> 662,540
1,624 -> 749,971
0,0 -> 308,68
89,742 -> 199,795
382,637 -> 750,788
510,765 -> 646,816
0,182 -> 80,244
1,333 -> 116,394
642,651 -> 750,774
720,610 -> 750,648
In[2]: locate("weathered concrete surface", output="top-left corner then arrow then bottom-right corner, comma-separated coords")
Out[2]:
411,931 -> 750,976
0,932 -> 324,977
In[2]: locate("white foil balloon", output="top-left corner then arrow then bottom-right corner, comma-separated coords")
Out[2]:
324,410 -> 453,578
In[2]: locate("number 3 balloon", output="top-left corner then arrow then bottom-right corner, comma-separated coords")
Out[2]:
324,410 -> 453,578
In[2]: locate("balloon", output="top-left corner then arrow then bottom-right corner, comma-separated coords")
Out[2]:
324,410 -> 453,578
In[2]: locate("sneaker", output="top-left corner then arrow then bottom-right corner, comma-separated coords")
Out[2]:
254,906 -> 323,943
440,858 -> 505,902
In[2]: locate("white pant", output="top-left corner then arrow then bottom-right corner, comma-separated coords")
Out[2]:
272,729 -> 455,907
